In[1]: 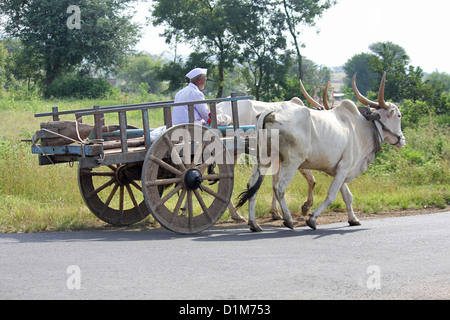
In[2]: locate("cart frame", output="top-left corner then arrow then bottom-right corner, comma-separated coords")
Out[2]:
31,93 -> 254,234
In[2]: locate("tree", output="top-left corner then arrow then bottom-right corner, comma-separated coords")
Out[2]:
0,0 -> 141,95
151,0 -> 240,98
343,53 -> 377,96
367,41 -> 410,101
1,39 -> 42,93
425,72 -> 450,92
156,51 -> 215,97
0,42 -> 7,95
277,0 -> 336,81
117,53 -> 165,94
230,0 -> 290,100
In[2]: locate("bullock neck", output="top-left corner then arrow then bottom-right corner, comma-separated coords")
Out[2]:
372,121 -> 383,154
358,106 -> 383,154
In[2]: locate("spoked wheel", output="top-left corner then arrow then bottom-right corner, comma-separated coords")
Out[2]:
142,124 -> 234,234
78,163 -> 151,226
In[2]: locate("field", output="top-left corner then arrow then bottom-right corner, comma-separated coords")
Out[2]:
0,97 -> 449,233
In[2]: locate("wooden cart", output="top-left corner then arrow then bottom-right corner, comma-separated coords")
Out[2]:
31,94 -> 254,234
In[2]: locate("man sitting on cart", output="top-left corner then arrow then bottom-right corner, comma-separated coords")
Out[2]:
172,68 -> 210,126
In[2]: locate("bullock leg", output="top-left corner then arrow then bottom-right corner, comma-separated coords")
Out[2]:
227,203 -> 247,222
299,169 -> 316,216
307,168 -> 349,230
274,162 -> 300,230
340,183 -> 361,226
247,165 -> 266,232
270,170 -> 283,220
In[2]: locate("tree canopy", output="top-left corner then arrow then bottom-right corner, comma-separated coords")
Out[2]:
150,0 -> 335,98
0,0 -> 141,95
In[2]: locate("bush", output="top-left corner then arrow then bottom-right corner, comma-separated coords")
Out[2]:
400,99 -> 435,127
45,75 -> 114,99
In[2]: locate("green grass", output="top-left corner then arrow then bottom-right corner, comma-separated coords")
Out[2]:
0,97 -> 449,232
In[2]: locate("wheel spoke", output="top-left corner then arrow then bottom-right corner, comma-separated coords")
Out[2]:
193,189 -> 212,222
86,178 -> 115,199
119,186 -> 125,213
202,172 -> 233,181
130,180 -> 142,192
156,184 -> 183,208
164,135 -> 187,171
200,185 -> 229,203
99,183 -> 119,218
146,177 -> 182,187
173,188 -> 187,217
186,190 -> 193,232
196,148 -> 225,173
149,154 -> 183,176
192,142 -> 204,167
126,184 -> 139,208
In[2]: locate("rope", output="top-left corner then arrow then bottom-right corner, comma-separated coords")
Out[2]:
33,123 -> 104,160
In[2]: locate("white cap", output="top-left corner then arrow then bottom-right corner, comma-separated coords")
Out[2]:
186,68 -> 207,79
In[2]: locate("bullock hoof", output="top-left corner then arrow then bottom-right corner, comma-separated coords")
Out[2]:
248,221 -> 262,232
301,203 -> 311,216
270,210 -> 283,221
306,218 -> 317,230
348,220 -> 361,226
230,212 -> 247,223
283,220 -> 295,230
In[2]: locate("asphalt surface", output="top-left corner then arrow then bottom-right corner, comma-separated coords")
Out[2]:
0,212 -> 449,300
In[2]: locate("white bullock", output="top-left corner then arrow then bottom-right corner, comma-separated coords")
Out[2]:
236,72 -> 406,231
216,97 -> 305,126
215,97 -> 317,222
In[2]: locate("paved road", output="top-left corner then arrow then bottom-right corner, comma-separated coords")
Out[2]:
0,212 -> 449,300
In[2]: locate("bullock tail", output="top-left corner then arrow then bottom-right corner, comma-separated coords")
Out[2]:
235,169 -> 263,209
236,109 -> 274,209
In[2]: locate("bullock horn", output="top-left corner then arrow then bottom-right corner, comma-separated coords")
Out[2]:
323,82 -> 331,110
352,73 -> 380,109
300,79 -> 324,110
377,72 -> 389,110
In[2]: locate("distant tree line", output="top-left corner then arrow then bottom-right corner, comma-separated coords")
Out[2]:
343,41 -> 449,116
0,0 -> 449,115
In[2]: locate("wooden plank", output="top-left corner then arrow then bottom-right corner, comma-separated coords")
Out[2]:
188,104 -> 195,123
52,107 -> 60,121
164,107 -> 172,128
119,111 -> 128,153
93,106 -> 103,140
142,109 -> 151,149
31,144 -> 103,156
230,92 -> 240,131
210,102 -> 218,129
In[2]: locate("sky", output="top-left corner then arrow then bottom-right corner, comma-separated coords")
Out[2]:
134,0 -> 450,74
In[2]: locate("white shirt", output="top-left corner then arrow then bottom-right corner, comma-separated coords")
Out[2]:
172,83 -> 210,126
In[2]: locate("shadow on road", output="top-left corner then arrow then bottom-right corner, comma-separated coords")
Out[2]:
0,224 -> 368,244
194,225 -> 368,242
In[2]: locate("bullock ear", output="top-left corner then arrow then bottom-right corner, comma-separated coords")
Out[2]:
358,106 -> 381,121
387,109 -> 395,118
366,112 -> 381,121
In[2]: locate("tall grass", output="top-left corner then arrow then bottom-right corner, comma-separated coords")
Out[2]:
0,97 -> 449,232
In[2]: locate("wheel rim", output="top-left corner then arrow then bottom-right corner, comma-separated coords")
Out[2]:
142,124 -> 234,234
78,163 -> 150,226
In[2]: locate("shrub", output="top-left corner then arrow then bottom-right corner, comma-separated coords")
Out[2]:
400,99 -> 435,127
45,75 -> 114,99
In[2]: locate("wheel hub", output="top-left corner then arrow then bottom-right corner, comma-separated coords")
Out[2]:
115,165 -> 141,186
184,168 -> 203,190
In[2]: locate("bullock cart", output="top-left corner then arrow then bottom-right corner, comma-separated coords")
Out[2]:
31,94 -> 254,234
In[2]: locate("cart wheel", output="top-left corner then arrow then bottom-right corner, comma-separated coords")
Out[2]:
142,124 -> 234,234
78,163 -> 151,226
